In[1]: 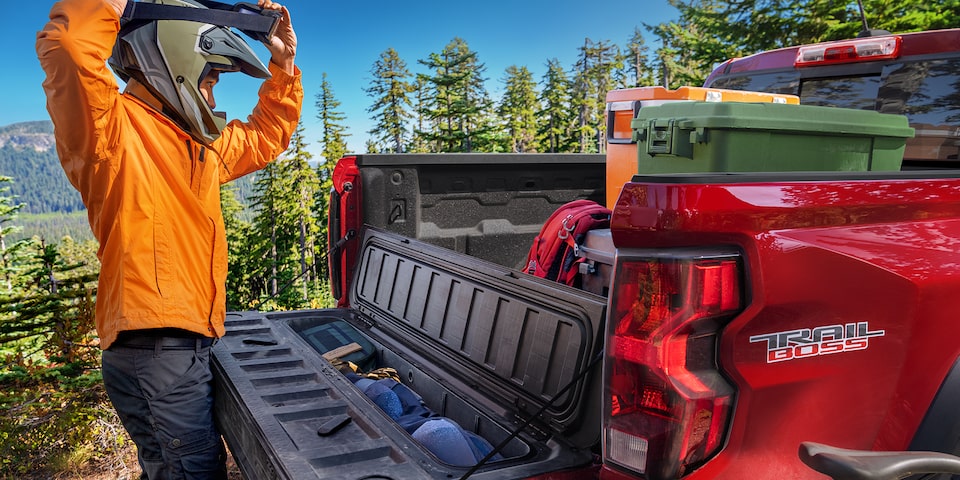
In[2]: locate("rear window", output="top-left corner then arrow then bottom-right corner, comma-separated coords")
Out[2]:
708,71 -> 799,96
879,59 -> 960,125
802,76 -> 880,110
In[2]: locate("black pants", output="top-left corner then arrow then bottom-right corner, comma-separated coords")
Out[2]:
102,332 -> 227,480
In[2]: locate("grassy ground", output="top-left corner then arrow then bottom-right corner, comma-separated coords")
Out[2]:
19,423 -> 244,480
36,440 -> 243,480
2,384 -> 243,480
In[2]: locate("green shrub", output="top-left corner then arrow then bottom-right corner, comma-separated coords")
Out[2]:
0,362 -> 127,478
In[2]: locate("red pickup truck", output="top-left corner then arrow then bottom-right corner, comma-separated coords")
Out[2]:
211,29 -> 960,480
604,27 -> 960,480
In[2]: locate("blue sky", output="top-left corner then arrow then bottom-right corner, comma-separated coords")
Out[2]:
7,0 -> 678,155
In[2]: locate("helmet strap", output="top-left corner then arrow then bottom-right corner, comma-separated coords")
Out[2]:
120,1 -> 280,43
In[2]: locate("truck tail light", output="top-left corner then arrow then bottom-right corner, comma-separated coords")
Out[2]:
603,251 -> 743,479
795,36 -> 900,67
329,156 -> 361,307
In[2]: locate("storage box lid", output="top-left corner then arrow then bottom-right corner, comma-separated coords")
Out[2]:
349,227 -> 606,449
578,228 -> 614,265
606,85 -> 799,104
631,102 -> 915,139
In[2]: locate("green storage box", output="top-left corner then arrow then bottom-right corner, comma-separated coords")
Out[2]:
630,102 -> 915,173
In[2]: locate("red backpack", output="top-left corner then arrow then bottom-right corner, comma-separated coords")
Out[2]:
525,199 -> 612,287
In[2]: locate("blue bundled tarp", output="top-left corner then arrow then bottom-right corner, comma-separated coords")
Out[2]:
348,374 -> 502,467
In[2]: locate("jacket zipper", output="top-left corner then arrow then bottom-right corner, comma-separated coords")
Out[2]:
186,138 -> 218,329
185,140 -> 209,197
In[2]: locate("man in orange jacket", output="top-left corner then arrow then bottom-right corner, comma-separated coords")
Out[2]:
37,0 -> 303,477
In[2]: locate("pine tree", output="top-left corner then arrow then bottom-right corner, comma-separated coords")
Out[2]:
246,166 -> 298,308
241,125 -> 326,310
0,171 -> 99,363
365,48 -> 415,153
0,238 -> 97,363
313,131 -> 337,285
473,99 -> 508,153
417,38 -> 495,152
625,28 -> 657,88
572,39 -> 598,153
572,38 -> 622,153
285,124 -> 322,303
642,0 -> 960,88
850,0 -> 960,37
245,162 -> 281,306
0,176 -> 28,292
648,1 -> 738,87
410,76 -> 433,153
498,65 -> 541,153
323,130 -> 349,172
537,59 -> 577,153
222,181 -> 253,310
591,40 -> 622,152
648,0 -> 960,88
316,73 -> 351,165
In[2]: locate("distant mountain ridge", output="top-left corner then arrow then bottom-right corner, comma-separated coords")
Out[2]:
0,121 -> 56,152
0,121 -> 82,214
0,120 -> 255,215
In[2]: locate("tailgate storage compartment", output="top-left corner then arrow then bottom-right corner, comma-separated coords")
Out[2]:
213,228 -> 607,479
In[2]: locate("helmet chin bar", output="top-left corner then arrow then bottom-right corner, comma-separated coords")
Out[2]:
179,80 -> 224,144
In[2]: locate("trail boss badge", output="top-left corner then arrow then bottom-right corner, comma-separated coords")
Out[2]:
749,322 -> 885,363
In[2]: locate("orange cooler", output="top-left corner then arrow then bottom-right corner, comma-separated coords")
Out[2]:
604,86 -> 799,209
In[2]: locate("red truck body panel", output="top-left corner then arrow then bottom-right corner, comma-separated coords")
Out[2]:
601,175 -> 960,479
329,155 -> 361,307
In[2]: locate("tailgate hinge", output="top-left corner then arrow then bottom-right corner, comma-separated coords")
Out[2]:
354,307 -> 377,329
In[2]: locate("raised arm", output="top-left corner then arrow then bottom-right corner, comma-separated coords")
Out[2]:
36,0 -> 126,162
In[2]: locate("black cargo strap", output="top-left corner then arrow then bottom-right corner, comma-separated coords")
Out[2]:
459,351 -> 604,480
120,1 -> 280,42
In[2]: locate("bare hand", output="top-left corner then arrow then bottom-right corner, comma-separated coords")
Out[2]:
257,0 -> 296,75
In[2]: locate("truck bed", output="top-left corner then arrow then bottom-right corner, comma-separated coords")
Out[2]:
213,228 -> 607,479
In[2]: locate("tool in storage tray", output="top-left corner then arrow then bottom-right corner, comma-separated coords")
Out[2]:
212,227 -> 607,479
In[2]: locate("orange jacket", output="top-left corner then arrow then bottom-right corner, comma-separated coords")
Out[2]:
37,0 -> 304,349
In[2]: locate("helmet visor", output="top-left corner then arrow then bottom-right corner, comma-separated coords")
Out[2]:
199,25 -> 270,79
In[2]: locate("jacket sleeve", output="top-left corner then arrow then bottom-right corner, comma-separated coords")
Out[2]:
36,0 -> 123,171
213,62 -> 304,183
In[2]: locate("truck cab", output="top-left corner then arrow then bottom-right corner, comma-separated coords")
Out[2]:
703,28 -> 960,169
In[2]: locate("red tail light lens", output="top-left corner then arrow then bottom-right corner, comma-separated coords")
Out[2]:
603,251 -> 743,479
